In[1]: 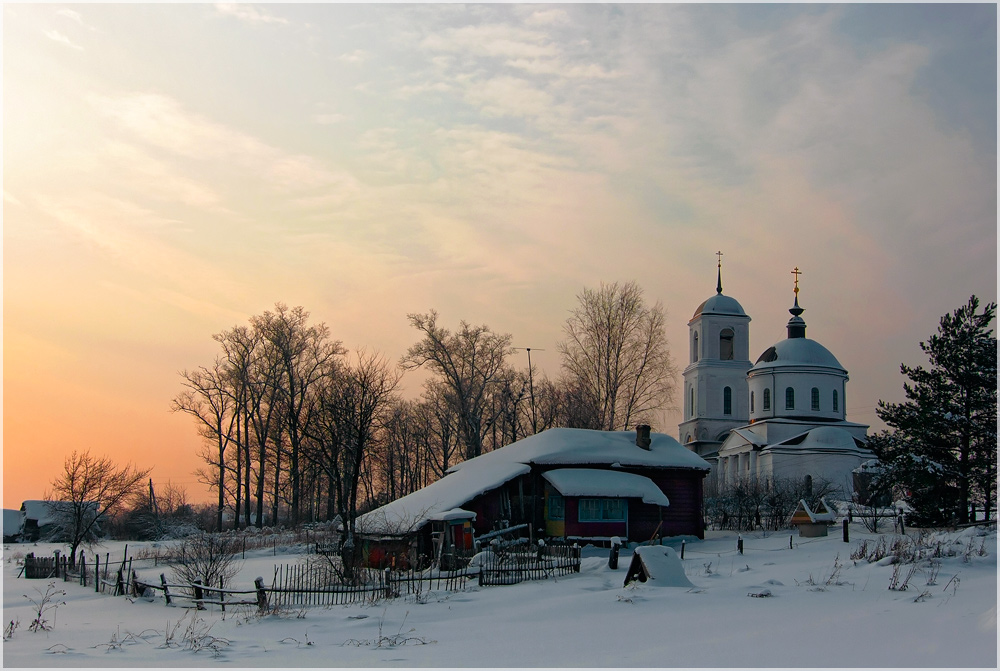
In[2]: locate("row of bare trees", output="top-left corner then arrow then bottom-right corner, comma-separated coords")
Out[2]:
174,281 -> 676,534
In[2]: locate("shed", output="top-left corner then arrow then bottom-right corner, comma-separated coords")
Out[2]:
622,545 -> 694,588
789,497 -> 836,537
3,509 -> 22,542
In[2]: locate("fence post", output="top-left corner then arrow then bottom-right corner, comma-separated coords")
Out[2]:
160,573 -> 172,606
193,579 -> 205,610
95,555 -> 101,593
681,539 -> 686,560
219,577 -> 226,614
789,534 -> 793,550
843,519 -> 850,543
573,544 -> 580,572
737,536 -> 743,555
384,567 -> 392,600
115,567 -> 125,596
254,577 -> 268,613
53,551 -> 61,579
80,553 -> 87,587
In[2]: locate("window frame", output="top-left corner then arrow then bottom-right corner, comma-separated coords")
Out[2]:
723,386 -> 732,415
811,387 -> 820,411
785,387 -> 795,410
763,388 -> 771,411
578,498 -> 627,522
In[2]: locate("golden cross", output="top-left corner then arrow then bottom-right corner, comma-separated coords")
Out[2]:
791,266 -> 802,295
716,250 -> 723,268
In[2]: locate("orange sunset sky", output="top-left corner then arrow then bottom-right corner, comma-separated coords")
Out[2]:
3,4 -> 996,511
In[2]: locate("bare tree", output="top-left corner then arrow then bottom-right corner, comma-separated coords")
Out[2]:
254,304 -> 345,526
558,281 -> 677,431
48,451 -> 151,565
401,310 -> 514,460
172,359 -> 236,532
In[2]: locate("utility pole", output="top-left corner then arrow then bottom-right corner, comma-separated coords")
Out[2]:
514,347 -> 545,435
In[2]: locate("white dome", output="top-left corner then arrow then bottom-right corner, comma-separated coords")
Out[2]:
692,293 -> 747,319
751,337 -> 845,373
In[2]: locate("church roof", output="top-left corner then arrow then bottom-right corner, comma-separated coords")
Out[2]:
751,336 -> 846,373
692,293 -> 747,319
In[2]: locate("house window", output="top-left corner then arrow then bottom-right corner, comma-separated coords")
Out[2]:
811,387 -> 820,411
750,391 -> 755,413
785,387 -> 795,410
833,389 -> 839,412
720,328 -> 734,360
723,386 -> 732,415
578,498 -> 626,522
547,493 -> 565,521
763,388 -> 771,411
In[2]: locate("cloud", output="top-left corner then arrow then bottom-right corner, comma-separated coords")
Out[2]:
214,4 -> 289,25
338,49 -> 368,63
44,29 -> 83,50
86,92 -> 361,207
312,113 -> 346,125
56,8 -> 96,31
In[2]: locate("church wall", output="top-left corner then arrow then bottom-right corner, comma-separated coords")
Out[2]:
771,453 -> 863,498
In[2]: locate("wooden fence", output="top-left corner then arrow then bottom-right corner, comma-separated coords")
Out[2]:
20,539 -> 582,613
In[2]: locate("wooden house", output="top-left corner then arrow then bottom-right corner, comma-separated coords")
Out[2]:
358,426 -> 711,565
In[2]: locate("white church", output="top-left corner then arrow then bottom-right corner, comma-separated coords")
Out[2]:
678,260 -> 874,495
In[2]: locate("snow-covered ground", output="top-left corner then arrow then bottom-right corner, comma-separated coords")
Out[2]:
2,524 -> 996,668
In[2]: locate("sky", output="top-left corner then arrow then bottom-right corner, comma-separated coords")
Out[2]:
3,3 -> 996,510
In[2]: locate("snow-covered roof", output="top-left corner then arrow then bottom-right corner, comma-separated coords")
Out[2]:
692,293 -> 747,319
627,545 -> 695,587
360,428 -> 709,535
3,509 -> 22,536
20,500 -> 98,526
428,508 -> 477,522
751,337 -> 846,373
543,469 -> 669,506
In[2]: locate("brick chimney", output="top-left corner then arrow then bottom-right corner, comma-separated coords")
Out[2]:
636,424 -> 651,450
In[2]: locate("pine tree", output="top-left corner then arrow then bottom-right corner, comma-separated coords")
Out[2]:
873,296 -> 997,525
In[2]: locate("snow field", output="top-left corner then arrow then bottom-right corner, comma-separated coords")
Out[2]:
2,524 -> 996,668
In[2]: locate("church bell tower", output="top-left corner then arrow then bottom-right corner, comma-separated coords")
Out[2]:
678,253 -> 752,461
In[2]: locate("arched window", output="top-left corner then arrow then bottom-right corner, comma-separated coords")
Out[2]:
785,387 -> 795,410
723,387 -> 732,415
750,391 -> 755,413
811,387 -> 820,411
689,386 -> 695,417
720,328 -> 734,360
762,388 -> 771,411
693,332 -> 699,362
833,389 -> 839,412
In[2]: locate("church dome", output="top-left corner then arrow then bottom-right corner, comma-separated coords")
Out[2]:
692,293 -> 747,319
751,337 -> 845,373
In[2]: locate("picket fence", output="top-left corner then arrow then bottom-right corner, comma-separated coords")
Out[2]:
21,541 -> 582,612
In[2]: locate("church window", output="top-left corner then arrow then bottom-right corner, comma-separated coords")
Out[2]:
723,387 -> 732,415
720,328 -> 735,360
689,386 -> 695,417
785,387 -> 795,410
693,332 -> 699,362
762,388 -> 771,411
833,389 -> 839,412
811,387 -> 820,411
750,391 -> 755,412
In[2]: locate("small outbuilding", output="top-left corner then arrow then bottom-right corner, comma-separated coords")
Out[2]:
622,545 -> 694,588
789,497 -> 836,537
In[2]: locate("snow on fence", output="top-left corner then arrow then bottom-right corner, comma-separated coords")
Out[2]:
476,542 -> 581,586
20,539 -> 583,613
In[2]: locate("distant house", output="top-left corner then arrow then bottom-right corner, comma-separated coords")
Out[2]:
19,500 -> 100,542
3,509 -> 23,542
358,426 -> 711,566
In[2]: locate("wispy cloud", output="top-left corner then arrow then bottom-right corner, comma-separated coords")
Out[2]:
56,8 -> 96,31
214,4 -> 288,25
44,29 -> 83,50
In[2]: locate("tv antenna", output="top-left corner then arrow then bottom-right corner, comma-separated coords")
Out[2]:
514,347 -> 545,435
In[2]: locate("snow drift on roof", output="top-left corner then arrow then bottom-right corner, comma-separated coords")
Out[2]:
543,469 -> 669,506
360,428 -> 709,535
